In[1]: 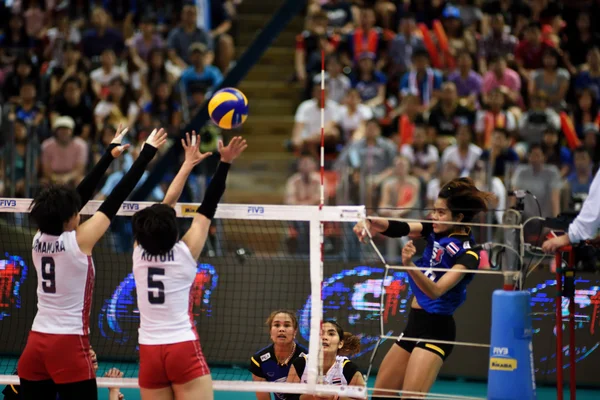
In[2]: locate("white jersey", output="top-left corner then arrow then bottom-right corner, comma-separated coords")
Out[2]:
133,241 -> 198,345
31,230 -> 95,335
300,355 -> 351,386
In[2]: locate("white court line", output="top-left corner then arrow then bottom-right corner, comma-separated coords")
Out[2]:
382,335 -> 491,348
387,265 -> 512,275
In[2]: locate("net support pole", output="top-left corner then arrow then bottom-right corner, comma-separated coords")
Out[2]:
307,215 -> 323,391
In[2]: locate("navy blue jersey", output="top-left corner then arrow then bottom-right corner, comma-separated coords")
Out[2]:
412,232 -> 479,315
249,343 -> 308,400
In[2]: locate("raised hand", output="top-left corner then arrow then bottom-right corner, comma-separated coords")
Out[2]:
402,241 -> 417,266
104,367 -> 124,391
182,131 -> 212,167
110,124 -> 131,158
218,136 -> 248,163
144,128 -> 168,150
353,219 -> 371,243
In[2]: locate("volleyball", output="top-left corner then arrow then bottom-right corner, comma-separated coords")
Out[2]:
208,88 -> 249,129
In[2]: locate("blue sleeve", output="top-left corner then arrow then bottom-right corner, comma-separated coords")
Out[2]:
399,73 -> 410,92
211,67 -> 224,88
142,102 -> 152,113
433,71 -> 444,90
508,149 -> 520,162
376,71 -> 388,84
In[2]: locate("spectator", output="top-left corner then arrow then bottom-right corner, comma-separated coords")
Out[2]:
94,77 -> 140,131
566,147 -> 594,207
295,11 -> 339,87
22,0 -> 46,39
82,8 -> 125,62
378,156 -> 421,218
2,55 -> 37,104
140,81 -> 182,132
0,119 -> 32,197
40,116 -> 88,186
90,48 -> 125,100
470,160 -> 506,224
308,0 -> 355,35
167,3 -> 214,68
335,119 -> 396,206
541,127 -> 573,178
440,5 -> 477,60
515,22 -> 555,76
0,14 -> 34,65
388,13 -> 424,78
481,54 -> 521,105
316,54 -> 351,104
441,123 -> 482,177
572,88 -> 599,137
179,43 -> 224,96
292,83 -> 342,153
284,154 -> 321,206
455,0 -> 483,29
447,51 -> 483,109
128,15 -> 165,61
478,13 -> 518,74
581,124 -> 600,170
400,48 -> 443,109
561,12 -> 600,71
518,90 -> 561,145
427,81 -> 475,150
425,161 -> 460,209
511,143 -> 562,218
142,48 -> 177,101
48,42 -> 89,98
529,47 -> 569,111
479,128 -> 520,179
203,0 -> 236,73
341,6 -> 389,68
338,89 -> 373,143
351,52 -> 387,113
43,10 -> 82,65
50,77 -> 94,140
400,122 -> 439,183
574,46 -> 600,100
9,81 -> 44,130
475,88 -> 517,148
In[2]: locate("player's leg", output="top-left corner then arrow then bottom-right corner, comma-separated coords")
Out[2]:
18,379 -> 57,400
371,343 -> 412,399
140,387 -> 175,400
401,347 -> 444,397
55,379 -> 98,400
167,340 -> 213,400
172,375 -> 214,400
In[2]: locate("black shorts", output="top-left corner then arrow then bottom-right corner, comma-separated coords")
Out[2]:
395,308 -> 456,361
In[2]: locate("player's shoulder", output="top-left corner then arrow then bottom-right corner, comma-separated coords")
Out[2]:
295,343 -> 308,358
439,234 -> 473,255
252,344 -> 275,363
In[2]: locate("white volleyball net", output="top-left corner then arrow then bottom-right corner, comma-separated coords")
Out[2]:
0,199 -> 369,398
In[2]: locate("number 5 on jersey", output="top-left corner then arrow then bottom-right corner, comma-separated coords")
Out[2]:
148,267 -> 165,304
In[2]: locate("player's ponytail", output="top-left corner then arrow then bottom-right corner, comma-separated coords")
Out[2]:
438,178 -> 496,223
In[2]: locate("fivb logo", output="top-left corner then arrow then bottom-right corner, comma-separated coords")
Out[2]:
492,347 -> 510,357
0,199 -> 17,208
122,203 -> 139,211
247,206 -> 264,215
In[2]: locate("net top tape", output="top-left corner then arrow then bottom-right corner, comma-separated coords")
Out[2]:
0,198 -> 366,222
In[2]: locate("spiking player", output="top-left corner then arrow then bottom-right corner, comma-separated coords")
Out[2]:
131,133 -> 246,400
18,126 -> 167,400
354,178 -> 494,399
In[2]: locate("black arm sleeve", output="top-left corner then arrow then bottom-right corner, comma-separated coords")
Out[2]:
76,143 -> 118,209
97,145 -> 157,220
196,162 -> 230,220
380,220 -> 411,238
342,360 -> 359,384
248,356 -> 264,378
455,250 -> 480,270
420,222 -> 433,237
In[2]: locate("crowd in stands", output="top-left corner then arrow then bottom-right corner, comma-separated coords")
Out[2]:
0,0 -> 238,199
287,0 -> 600,256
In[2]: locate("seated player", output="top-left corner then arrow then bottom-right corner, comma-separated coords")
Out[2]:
286,321 -> 364,399
131,133 -> 247,400
249,310 -> 308,400
17,126 -> 167,400
353,178 -> 493,399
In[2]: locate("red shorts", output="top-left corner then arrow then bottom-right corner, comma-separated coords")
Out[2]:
18,331 -> 95,384
139,340 -> 210,389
